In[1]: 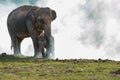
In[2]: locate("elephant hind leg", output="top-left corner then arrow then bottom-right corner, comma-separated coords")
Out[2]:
11,36 -> 23,56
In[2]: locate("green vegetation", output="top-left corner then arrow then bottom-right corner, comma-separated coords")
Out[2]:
0,54 -> 120,80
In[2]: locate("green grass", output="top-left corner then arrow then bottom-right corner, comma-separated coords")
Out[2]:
0,54 -> 120,80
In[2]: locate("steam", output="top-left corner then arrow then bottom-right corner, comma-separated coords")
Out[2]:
0,0 -> 120,60
79,0 -> 105,48
43,0 -> 120,60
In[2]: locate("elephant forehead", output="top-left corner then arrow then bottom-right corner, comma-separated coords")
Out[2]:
37,14 -> 51,20
38,8 -> 51,14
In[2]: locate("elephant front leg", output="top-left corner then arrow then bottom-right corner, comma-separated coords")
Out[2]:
46,36 -> 55,59
32,37 -> 43,58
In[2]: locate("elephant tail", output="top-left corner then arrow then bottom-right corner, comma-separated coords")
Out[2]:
11,45 -> 13,50
11,41 -> 13,50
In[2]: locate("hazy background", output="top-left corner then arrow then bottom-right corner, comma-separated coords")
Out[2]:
0,0 -> 120,60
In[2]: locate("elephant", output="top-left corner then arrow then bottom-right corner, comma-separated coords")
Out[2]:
38,32 -> 54,58
7,5 -> 56,58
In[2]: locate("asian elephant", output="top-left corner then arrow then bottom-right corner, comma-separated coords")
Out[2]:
38,32 -> 54,59
7,5 -> 56,58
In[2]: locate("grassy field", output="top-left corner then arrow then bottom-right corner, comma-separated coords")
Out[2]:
0,53 -> 120,80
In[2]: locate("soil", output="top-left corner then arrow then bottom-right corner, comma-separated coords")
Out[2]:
111,69 -> 120,75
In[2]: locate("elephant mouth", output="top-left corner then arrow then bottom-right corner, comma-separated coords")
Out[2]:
35,24 -> 44,32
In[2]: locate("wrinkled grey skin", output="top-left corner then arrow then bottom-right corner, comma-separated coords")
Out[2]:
7,5 -> 56,58
38,32 -> 54,59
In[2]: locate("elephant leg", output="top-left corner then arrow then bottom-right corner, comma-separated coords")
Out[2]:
17,38 -> 23,54
32,37 -> 42,58
46,36 -> 55,59
11,36 -> 23,56
41,48 -> 46,58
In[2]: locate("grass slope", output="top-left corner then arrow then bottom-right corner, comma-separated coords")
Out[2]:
0,54 -> 120,80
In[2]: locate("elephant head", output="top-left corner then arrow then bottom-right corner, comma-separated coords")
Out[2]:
30,7 -> 57,34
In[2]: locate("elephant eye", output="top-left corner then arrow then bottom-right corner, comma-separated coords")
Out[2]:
39,19 -> 45,24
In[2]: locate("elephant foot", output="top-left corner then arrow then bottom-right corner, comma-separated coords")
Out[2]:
34,53 -> 43,58
14,53 -> 24,57
45,53 -> 54,59
46,49 -> 55,59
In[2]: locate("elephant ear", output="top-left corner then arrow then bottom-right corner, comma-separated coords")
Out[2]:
29,6 -> 39,22
51,10 -> 57,21
32,7 -> 39,21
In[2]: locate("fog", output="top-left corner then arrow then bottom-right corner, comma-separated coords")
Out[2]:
0,0 -> 120,60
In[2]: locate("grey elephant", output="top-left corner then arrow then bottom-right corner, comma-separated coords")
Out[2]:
38,32 -> 54,59
7,5 -> 56,58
